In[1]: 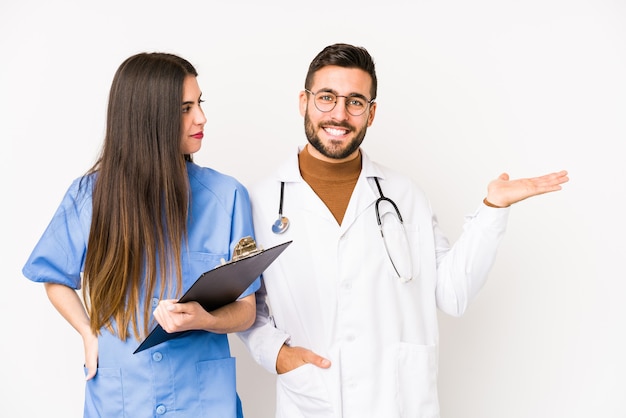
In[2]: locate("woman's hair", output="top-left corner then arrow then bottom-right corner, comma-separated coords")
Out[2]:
304,43 -> 378,100
83,52 -> 198,340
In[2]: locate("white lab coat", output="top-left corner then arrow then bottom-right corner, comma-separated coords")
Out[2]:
238,147 -> 509,418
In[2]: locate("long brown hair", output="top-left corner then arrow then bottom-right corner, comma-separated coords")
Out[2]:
83,52 -> 198,340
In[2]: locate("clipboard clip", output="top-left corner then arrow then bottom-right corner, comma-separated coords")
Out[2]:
221,236 -> 262,265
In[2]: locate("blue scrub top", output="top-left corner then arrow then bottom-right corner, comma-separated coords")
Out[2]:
23,162 -> 260,418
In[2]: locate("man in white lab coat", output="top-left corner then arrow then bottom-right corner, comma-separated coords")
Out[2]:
238,43 -> 568,418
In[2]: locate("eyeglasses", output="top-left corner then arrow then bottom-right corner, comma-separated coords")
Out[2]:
374,178 -> 413,282
305,89 -> 374,116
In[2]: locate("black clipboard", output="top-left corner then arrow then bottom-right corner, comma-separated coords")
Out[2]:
134,240 -> 292,354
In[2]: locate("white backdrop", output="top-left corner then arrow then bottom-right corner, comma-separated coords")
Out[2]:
1,1 -> 625,417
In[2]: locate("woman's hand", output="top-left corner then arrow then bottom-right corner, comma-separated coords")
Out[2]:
42,283 -> 99,380
153,299 -> 209,333
153,294 -> 256,334
83,332 -> 98,380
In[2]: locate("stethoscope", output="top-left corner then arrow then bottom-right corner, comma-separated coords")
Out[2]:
372,177 -> 404,228
272,181 -> 290,234
271,177 -> 412,281
272,178 -> 404,233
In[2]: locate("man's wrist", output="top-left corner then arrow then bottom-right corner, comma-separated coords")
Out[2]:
483,197 -> 509,208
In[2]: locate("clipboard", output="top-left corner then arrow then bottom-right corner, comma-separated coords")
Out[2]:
134,239 -> 292,354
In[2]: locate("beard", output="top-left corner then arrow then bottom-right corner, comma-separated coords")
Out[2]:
304,111 -> 368,160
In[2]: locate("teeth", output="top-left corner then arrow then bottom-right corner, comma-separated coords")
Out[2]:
325,127 -> 346,136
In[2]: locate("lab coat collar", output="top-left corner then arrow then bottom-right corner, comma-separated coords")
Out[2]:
273,145 -> 387,184
273,145 -> 386,233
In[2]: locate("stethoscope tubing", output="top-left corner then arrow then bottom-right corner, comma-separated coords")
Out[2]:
272,181 -> 290,234
271,177 -> 412,281
272,177 -> 405,232
373,177 -> 404,226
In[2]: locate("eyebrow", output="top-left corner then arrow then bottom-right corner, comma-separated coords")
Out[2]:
318,88 -> 369,101
182,93 -> 203,106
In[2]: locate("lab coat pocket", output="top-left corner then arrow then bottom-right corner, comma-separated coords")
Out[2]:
84,367 -> 123,417
277,363 -> 334,417
395,343 -> 439,418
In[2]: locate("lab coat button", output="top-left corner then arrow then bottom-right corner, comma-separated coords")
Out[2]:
152,352 -> 163,362
156,405 -> 166,414
346,334 -> 355,342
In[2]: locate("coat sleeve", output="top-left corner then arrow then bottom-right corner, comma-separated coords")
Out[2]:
236,278 -> 290,374
434,203 -> 510,316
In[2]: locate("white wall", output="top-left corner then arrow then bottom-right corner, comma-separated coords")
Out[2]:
2,1 -> 624,417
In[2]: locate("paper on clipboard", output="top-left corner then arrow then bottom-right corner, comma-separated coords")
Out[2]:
133,239 -> 292,354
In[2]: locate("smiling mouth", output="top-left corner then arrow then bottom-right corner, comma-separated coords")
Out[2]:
323,126 -> 349,136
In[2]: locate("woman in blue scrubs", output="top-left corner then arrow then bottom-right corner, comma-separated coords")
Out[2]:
22,52 -> 259,417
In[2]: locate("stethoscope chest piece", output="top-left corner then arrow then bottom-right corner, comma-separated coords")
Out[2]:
272,181 -> 290,234
272,216 -> 290,234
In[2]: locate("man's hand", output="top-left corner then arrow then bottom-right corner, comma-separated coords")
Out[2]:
485,170 -> 569,208
276,344 -> 331,374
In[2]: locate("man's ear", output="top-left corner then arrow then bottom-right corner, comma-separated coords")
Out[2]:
367,102 -> 377,127
299,91 -> 308,117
